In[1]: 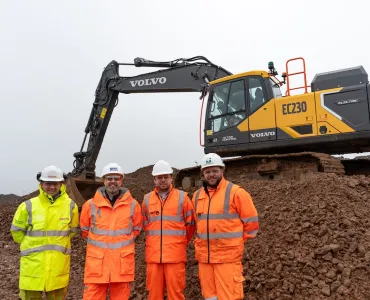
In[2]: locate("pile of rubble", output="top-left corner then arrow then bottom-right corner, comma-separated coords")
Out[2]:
1,167 -> 369,299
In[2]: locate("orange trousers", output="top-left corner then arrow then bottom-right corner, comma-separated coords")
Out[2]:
198,262 -> 246,300
146,262 -> 185,300
82,282 -> 132,300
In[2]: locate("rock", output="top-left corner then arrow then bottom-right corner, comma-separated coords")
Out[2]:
343,279 -> 351,287
357,244 -> 366,255
330,281 -> 341,292
318,225 -> 329,237
321,285 -> 331,296
275,263 -> 283,274
326,269 -> 337,279
342,267 -> 351,279
348,240 -> 358,253
322,252 -> 333,261
337,263 -> 344,272
337,285 -> 350,295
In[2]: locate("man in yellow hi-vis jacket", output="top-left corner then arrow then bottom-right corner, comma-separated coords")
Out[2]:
10,165 -> 79,300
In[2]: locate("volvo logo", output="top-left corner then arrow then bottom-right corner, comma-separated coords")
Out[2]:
129,77 -> 167,87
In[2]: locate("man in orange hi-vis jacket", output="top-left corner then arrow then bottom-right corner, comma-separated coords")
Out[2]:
142,160 -> 196,300
80,163 -> 143,300
192,153 -> 259,300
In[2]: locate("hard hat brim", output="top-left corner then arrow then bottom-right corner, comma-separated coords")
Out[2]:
39,177 -> 64,182
201,163 -> 225,169
102,172 -> 124,177
152,171 -> 173,176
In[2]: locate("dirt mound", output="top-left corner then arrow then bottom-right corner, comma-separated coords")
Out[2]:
237,173 -> 370,300
2,167 -> 370,299
0,193 -> 21,206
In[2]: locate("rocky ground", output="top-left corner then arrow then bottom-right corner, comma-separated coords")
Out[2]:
1,166 -> 370,299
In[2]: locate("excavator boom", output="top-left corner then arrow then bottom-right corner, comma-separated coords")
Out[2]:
67,56 -> 232,206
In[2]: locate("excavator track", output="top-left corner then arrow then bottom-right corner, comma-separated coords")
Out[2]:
174,152 -> 347,194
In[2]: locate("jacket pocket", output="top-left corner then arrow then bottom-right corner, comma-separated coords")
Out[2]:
86,249 -> 104,277
120,248 -> 135,275
233,275 -> 245,299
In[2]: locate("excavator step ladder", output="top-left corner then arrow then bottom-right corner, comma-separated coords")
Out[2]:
285,57 -> 310,96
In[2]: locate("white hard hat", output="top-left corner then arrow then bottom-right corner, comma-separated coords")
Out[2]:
152,160 -> 173,176
201,153 -> 225,169
101,163 -> 124,177
39,165 -> 64,182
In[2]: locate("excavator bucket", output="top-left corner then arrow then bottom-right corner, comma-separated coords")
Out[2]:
65,175 -> 103,207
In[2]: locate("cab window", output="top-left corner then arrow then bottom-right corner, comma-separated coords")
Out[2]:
207,80 -> 246,133
270,78 -> 283,98
248,77 -> 267,113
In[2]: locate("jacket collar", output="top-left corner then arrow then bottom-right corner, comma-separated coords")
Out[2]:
38,183 -> 66,204
93,186 -> 131,207
154,184 -> 173,194
199,177 -> 227,198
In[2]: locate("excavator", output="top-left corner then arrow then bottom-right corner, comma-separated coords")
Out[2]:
65,55 -> 370,206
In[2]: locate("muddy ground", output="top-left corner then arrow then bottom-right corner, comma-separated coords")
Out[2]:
1,165 -> 370,299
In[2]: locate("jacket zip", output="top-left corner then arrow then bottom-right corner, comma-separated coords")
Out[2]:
160,203 -> 163,263
156,192 -> 166,264
206,193 -> 212,263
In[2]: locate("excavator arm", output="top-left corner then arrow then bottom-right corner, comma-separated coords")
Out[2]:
67,56 -> 232,206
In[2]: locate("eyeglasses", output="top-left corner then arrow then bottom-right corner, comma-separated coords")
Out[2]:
104,176 -> 122,181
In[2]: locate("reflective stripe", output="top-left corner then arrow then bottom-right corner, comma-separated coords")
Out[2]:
70,200 -> 75,222
20,244 -> 71,256
241,216 -> 259,223
223,182 -> 233,213
90,200 -> 97,229
194,189 -> 201,211
128,201 -> 135,230
245,229 -> 258,236
70,227 -> 78,233
10,224 -> 26,232
25,200 -> 32,225
205,297 -> 218,300
80,226 -> 90,231
143,221 -> 149,226
198,213 -> 239,220
87,237 -> 134,249
184,210 -> 193,218
133,226 -> 142,231
144,193 -> 150,215
177,190 -> 185,216
90,227 -> 132,236
26,230 -> 71,237
196,232 -> 243,239
146,229 -> 186,236
150,215 -> 183,222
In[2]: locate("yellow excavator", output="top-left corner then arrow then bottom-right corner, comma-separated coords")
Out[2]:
65,56 -> 370,206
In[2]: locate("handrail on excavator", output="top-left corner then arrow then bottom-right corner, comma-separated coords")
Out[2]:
285,57 -> 310,96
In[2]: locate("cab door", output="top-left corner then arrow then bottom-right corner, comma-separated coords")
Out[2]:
204,79 -> 249,147
246,76 -> 277,142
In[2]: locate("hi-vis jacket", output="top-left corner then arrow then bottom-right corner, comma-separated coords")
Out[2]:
10,184 -> 79,291
142,186 -> 196,263
192,178 -> 259,263
80,187 -> 142,283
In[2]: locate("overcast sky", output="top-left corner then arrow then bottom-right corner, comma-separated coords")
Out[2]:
1,0 -> 369,195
